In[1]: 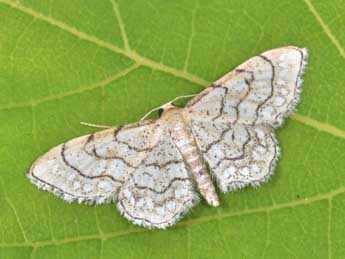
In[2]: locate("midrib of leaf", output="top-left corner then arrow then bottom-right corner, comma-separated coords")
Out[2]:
0,0 -> 344,142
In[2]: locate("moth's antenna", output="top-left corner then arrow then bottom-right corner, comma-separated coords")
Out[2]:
169,94 -> 197,104
80,122 -> 115,129
140,94 -> 197,121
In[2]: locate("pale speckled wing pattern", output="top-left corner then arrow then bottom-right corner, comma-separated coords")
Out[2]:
189,121 -> 278,191
117,125 -> 199,228
28,120 -> 160,204
185,46 -> 307,191
28,120 -> 199,228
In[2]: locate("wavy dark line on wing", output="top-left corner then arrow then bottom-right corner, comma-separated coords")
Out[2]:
212,87 -> 228,121
115,139 -> 156,152
214,127 -> 251,167
272,48 -> 306,123
221,130 -> 278,187
235,70 -> 255,124
133,177 -> 189,194
268,132 -> 278,172
254,55 -> 275,124
61,143 -> 124,184
203,125 -> 232,153
29,165 -> 107,200
143,160 -> 183,170
295,48 -> 305,86
113,126 -> 123,138
118,198 -> 193,226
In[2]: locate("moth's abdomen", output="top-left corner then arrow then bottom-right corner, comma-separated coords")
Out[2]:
169,119 -> 219,207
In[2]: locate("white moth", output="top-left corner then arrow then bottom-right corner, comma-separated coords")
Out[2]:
28,46 -> 308,228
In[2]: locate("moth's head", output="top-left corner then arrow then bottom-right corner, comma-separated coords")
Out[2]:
158,103 -> 177,118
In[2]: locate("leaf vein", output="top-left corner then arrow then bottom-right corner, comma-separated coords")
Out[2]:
328,198 -> 332,259
290,113 -> 345,140
1,0 -> 345,141
0,64 -> 139,110
183,0 -> 198,72
5,198 -> 28,242
0,0 -> 209,87
0,186 -> 344,248
110,0 -> 130,51
303,0 -> 345,58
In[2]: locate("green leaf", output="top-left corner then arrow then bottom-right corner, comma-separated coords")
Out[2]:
0,0 -> 344,258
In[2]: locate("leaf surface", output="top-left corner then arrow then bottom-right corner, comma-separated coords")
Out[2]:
0,0 -> 345,258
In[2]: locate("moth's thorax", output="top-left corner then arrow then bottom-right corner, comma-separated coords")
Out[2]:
160,105 -> 219,207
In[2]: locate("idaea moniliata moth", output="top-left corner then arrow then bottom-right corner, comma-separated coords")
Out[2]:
28,46 -> 308,228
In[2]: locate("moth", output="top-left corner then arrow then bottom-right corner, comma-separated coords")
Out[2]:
28,46 -> 308,228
